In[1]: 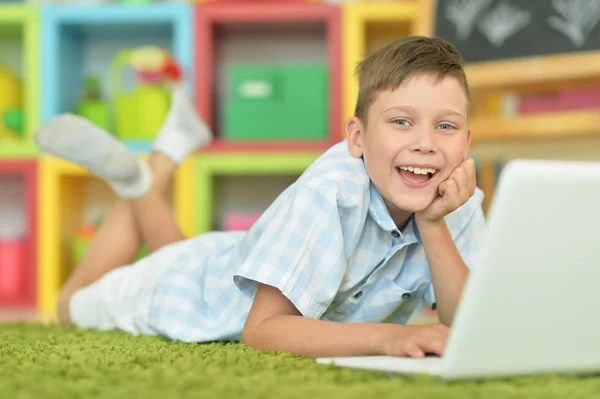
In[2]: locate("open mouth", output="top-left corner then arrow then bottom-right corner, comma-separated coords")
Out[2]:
395,165 -> 438,186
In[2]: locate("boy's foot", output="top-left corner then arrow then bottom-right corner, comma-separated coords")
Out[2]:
35,114 -> 152,199
152,87 -> 213,164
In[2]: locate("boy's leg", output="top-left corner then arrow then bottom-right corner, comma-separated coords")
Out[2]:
58,153 -> 181,312
35,88 -> 212,325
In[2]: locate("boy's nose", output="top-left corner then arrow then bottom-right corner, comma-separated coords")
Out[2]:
410,128 -> 435,153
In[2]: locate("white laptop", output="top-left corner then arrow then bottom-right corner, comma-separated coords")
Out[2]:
317,159 -> 600,380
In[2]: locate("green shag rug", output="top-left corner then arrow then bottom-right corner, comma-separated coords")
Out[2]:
1,323 -> 599,398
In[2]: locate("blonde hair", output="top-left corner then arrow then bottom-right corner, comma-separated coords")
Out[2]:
354,36 -> 470,123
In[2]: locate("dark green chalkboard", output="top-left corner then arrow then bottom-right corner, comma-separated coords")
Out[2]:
434,0 -> 600,63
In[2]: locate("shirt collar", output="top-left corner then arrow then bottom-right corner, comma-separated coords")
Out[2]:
368,182 -> 397,232
368,182 -> 422,244
367,177 -> 484,246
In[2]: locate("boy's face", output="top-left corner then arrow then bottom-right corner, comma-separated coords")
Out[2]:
347,74 -> 471,224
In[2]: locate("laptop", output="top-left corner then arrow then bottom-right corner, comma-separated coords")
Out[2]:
317,159 -> 600,380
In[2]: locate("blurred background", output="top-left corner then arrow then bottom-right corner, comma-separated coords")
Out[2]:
0,0 -> 599,322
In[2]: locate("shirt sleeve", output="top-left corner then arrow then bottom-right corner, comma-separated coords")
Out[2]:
423,189 -> 488,310
233,182 -> 347,320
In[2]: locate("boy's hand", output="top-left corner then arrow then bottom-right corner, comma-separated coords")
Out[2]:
416,158 -> 476,223
375,324 -> 449,358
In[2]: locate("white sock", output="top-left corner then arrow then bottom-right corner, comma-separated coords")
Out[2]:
152,87 -> 213,164
35,114 -> 153,199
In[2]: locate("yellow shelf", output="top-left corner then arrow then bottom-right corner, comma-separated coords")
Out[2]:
37,155 -> 195,316
466,52 -> 600,94
343,2 -> 421,124
471,110 -> 600,142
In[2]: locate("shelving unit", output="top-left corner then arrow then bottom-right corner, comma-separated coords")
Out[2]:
0,4 -> 40,158
0,160 -> 37,309
41,4 -> 193,154
194,153 -> 320,234
0,0 -> 598,317
38,155 -> 195,316
195,1 -> 341,153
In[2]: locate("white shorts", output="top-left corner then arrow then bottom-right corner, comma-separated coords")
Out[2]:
69,242 -> 183,336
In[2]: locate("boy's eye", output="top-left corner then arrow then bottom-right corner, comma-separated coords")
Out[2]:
392,119 -> 410,126
438,123 -> 455,130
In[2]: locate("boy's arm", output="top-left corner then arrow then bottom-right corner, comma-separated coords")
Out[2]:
243,284 -> 449,359
415,157 -> 480,327
416,219 -> 468,326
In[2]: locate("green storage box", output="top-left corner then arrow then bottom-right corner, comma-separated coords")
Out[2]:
223,64 -> 329,141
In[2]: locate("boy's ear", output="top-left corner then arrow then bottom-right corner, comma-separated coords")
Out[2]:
465,127 -> 472,156
346,116 -> 365,158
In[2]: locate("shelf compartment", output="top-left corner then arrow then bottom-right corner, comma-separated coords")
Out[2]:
466,51 -> 600,96
194,152 -> 320,234
0,5 -> 40,158
342,2 -> 420,122
471,109 -> 600,142
195,1 -> 342,151
0,160 -> 37,309
41,4 -> 193,155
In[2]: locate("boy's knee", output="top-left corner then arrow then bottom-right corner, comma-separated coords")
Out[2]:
57,289 -> 74,326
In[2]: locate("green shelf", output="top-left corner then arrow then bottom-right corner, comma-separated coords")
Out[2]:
0,4 -> 40,159
194,152 -> 321,234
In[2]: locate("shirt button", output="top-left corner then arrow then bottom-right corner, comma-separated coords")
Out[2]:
391,230 -> 400,238
402,293 -> 411,300
353,291 -> 363,299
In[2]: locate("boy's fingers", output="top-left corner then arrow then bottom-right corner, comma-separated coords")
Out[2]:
444,180 -> 460,207
438,179 -> 453,197
403,342 -> 425,358
452,166 -> 469,200
420,337 -> 446,357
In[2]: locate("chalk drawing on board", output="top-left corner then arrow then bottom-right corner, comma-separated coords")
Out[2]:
477,0 -> 531,48
444,0 -> 494,40
547,0 -> 600,47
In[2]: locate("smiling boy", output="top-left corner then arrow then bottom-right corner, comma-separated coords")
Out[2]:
36,36 -> 485,360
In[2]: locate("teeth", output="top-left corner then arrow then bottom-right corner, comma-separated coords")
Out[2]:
398,166 -> 437,175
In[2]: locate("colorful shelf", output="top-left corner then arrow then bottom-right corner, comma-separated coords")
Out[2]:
0,160 -> 37,308
471,110 -> 600,142
342,1 -> 421,122
195,1 -> 342,152
0,4 -> 40,158
466,51 -> 600,95
38,155 -> 195,316
40,4 -> 193,154
194,152 -> 320,234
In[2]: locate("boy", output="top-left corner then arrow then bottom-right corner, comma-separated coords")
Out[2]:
36,36 -> 485,360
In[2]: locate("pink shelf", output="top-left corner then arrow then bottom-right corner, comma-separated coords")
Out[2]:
194,1 -> 342,152
519,88 -> 600,114
0,160 -> 37,308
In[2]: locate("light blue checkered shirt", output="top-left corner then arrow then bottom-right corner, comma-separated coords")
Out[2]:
147,140 -> 487,343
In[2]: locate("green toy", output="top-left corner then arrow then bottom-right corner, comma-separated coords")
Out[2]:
109,47 -> 176,141
76,75 -> 111,131
3,108 -> 24,138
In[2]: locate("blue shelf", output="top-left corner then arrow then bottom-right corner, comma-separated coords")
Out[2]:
41,4 -> 193,153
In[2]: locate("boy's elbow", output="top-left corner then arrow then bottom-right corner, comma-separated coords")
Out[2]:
242,323 -> 258,348
242,321 -> 268,351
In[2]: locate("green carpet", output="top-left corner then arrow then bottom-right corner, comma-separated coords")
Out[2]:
1,323 -> 598,398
